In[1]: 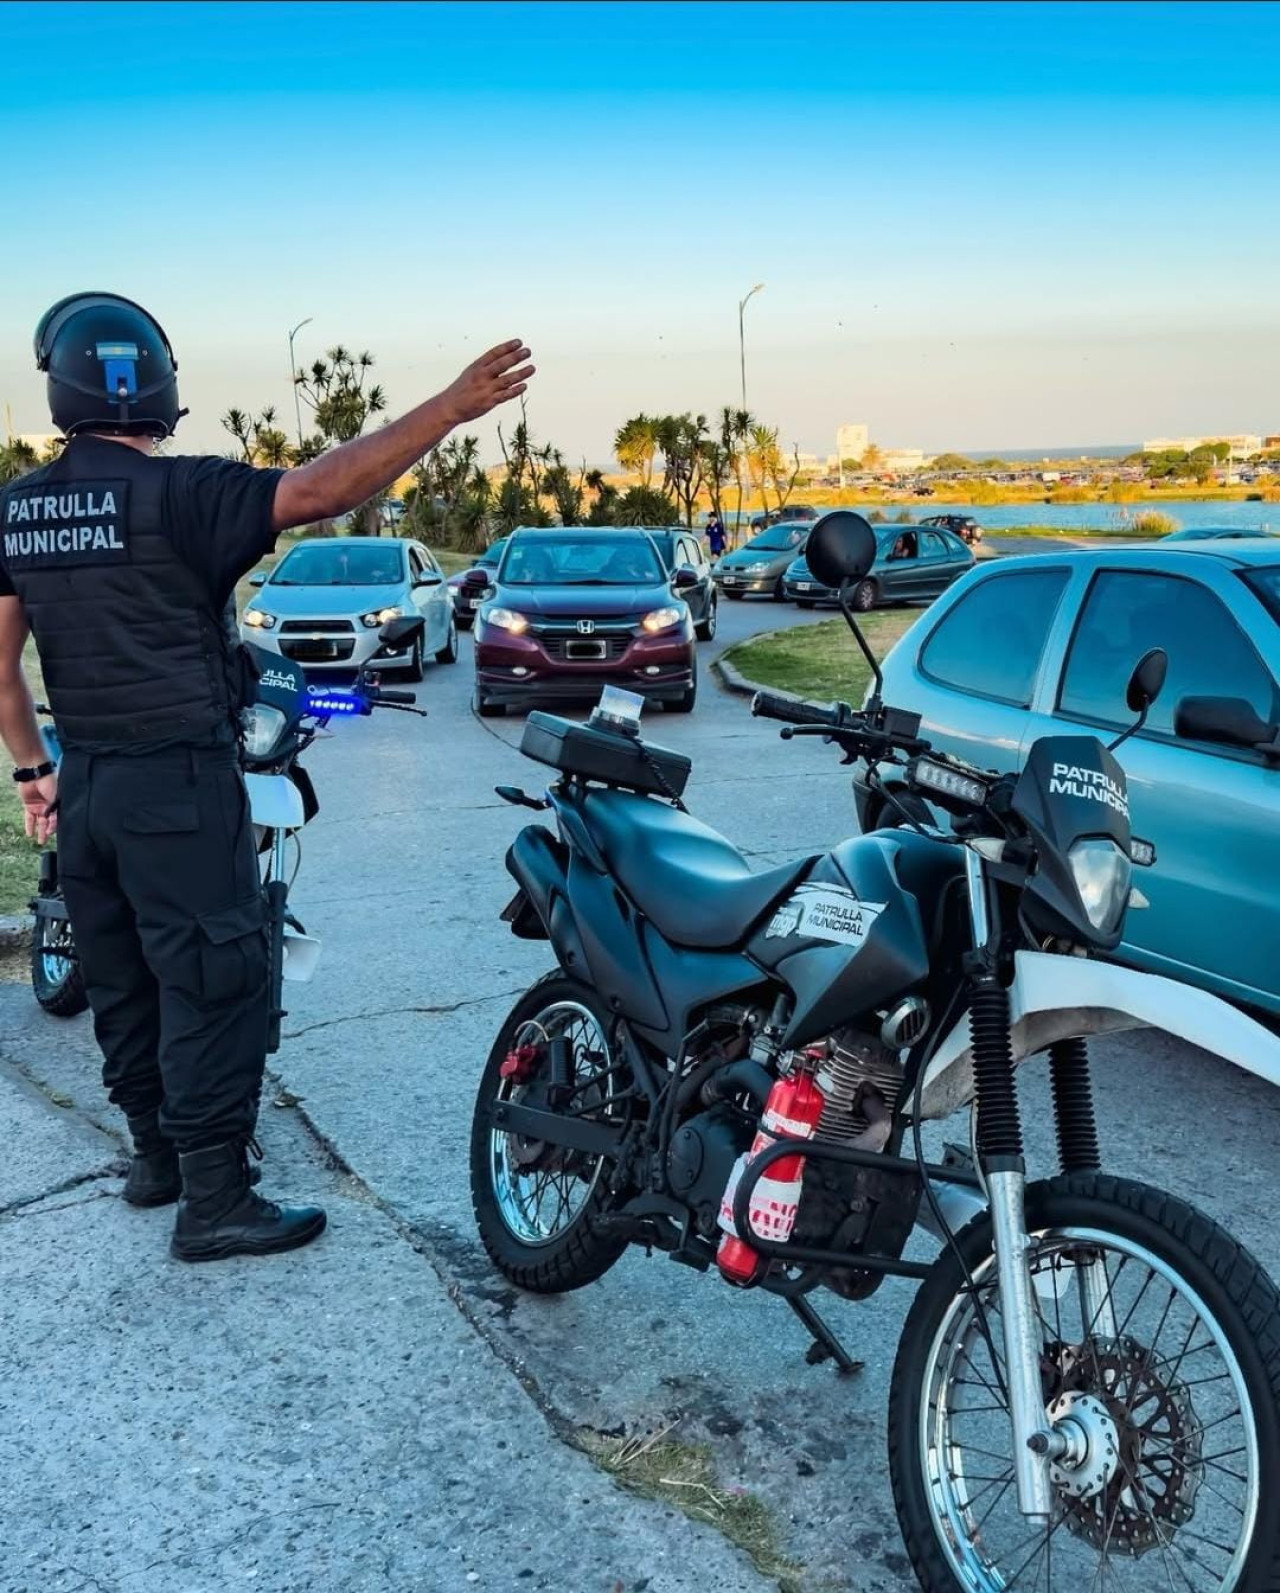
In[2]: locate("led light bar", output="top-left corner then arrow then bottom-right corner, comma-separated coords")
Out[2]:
306,688 -> 365,716
912,758 -> 987,808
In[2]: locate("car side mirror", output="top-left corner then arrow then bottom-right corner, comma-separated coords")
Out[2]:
379,614 -> 425,648
463,568 -> 491,590
673,566 -> 699,590
1125,648 -> 1167,713
1174,694 -> 1280,758
413,572 -> 442,588
249,571 -> 267,588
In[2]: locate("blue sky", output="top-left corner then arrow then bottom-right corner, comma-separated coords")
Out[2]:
2,1 -> 1278,460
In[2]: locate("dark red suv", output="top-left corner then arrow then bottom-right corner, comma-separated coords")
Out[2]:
471,528 -> 698,717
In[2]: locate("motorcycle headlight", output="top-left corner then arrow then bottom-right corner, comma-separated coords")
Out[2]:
361,605 -> 402,629
242,703 -> 288,759
640,605 -> 682,634
243,609 -> 276,630
1068,839 -> 1132,933
485,607 -> 530,635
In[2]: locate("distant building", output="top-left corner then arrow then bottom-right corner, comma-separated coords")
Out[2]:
1142,434 -> 1262,460
881,448 -> 929,474
1264,436 -> 1280,451
795,451 -> 823,473
836,422 -> 869,463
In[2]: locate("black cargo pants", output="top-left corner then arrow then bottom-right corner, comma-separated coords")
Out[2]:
57,741 -> 269,1151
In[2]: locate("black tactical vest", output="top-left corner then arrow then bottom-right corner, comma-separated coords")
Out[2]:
0,437 -> 239,746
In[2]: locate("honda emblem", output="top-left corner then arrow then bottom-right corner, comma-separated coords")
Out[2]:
576,619 -> 596,635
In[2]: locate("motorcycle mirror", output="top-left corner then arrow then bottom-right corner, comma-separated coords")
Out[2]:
805,511 -> 878,590
1125,648 -> 1168,713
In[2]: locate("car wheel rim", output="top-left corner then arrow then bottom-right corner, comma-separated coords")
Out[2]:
919,1223 -> 1259,1592
489,1001 -> 613,1246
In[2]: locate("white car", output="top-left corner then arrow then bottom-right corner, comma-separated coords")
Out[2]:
241,536 -> 457,681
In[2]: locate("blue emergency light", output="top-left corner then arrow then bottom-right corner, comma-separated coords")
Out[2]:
305,687 -> 366,716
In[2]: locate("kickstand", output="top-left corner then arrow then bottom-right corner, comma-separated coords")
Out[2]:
789,1294 -> 863,1376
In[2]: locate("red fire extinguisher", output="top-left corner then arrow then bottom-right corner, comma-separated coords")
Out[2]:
716,1061 -> 826,1286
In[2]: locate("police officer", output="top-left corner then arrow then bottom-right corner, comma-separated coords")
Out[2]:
0,292 -> 533,1261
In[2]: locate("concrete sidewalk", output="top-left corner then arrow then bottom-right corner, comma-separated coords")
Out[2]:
0,1054 -> 771,1593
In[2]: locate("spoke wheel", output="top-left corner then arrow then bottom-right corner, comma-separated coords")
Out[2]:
888,1175 -> 1280,1593
470,975 -> 628,1292
31,912 -> 89,1017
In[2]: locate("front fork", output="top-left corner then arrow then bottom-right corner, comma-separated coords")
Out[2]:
264,827 -> 290,1055
964,851 -> 1113,1518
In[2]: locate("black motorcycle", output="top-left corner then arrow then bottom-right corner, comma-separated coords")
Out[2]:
470,512 -> 1280,1591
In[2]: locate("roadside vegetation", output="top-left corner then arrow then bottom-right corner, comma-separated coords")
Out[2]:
724,610 -> 918,702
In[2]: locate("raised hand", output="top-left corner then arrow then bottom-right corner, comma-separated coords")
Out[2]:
444,340 -> 536,424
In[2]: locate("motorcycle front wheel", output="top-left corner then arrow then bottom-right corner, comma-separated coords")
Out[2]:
31,907 -> 89,1017
888,1173 -> 1280,1592
469,974 -> 628,1294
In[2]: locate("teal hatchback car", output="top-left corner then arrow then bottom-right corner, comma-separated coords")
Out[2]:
859,541 -> 1280,1017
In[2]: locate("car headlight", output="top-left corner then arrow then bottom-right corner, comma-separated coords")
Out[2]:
243,609 -> 276,630
1068,839 -> 1133,933
241,703 -> 288,759
746,562 -> 769,574
640,605 -> 683,634
361,605 -> 402,629
485,607 -> 530,635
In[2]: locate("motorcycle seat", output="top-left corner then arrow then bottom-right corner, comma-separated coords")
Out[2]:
580,789 -> 816,950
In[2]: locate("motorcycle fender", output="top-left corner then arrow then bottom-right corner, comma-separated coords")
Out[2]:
921,948 -> 1280,1120
31,893 -> 69,922
245,773 -> 306,831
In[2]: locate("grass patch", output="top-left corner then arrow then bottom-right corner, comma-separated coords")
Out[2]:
0,806 -> 39,915
580,1426 -> 804,1589
724,610 -> 917,702
987,523 -> 1167,540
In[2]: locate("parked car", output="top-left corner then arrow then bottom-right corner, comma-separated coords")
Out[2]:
641,526 -> 718,640
241,536 -> 456,681
920,512 -> 983,545
1159,526 -> 1278,543
748,504 -> 821,533
449,536 -> 508,629
858,543 -> 1280,1017
782,525 -> 974,609
713,520 -> 810,599
472,528 -> 697,717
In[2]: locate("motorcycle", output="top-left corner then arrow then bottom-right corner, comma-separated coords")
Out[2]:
469,512 -> 1280,1591
29,616 -> 427,1051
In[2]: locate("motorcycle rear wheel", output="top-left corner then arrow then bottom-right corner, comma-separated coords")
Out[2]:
31,910 -> 89,1018
470,974 -> 628,1293
888,1173 -> 1280,1593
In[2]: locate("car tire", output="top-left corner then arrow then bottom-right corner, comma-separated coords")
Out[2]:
402,635 -> 425,683
666,674 -> 698,714
435,618 -> 458,665
473,684 -> 504,719
851,578 -> 878,613
796,599 -> 816,610
694,599 -> 717,642
772,576 -> 787,602
456,611 -> 474,632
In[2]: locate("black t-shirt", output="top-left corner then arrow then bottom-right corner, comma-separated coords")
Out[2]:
0,441 -> 283,607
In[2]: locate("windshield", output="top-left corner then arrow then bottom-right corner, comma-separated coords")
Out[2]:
746,526 -> 807,553
272,544 -> 405,587
500,536 -> 663,586
478,538 -> 508,567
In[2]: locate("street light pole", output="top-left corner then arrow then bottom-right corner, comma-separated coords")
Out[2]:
287,317 -> 313,449
738,283 -> 764,413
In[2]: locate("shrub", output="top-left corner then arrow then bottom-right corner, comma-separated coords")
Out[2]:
1130,510 -> 1180,537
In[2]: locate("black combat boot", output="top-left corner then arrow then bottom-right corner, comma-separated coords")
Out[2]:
170,1141 -> 327,1263
123,1111 -> 181,1207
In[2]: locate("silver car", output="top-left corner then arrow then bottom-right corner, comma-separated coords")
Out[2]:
241,536 -> 457,680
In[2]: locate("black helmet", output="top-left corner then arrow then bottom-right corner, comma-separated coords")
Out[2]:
33,292 -> 185,439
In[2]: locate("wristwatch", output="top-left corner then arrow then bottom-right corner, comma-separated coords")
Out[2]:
12,760 -> 55,783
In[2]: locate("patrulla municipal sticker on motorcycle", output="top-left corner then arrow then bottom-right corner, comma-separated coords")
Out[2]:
765,884 -> 887,947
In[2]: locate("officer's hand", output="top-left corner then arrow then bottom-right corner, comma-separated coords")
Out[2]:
20,773 -> 58,845
444,341 -> 536,424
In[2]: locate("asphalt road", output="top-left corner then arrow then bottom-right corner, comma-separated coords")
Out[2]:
5,576 -> 1277,1591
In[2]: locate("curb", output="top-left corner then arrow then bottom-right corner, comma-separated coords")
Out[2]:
0,915 -> 32,952
712,630 -> 814,709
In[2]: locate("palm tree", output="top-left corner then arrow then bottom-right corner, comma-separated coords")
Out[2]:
0,437 -> 41,484
614,414 -> 658,487
721,406 -> 754,545
861,442 -> 885,473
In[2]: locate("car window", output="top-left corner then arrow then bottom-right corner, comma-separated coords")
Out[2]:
407,548 -> 424,578
500,535 -> 663,586
681,536 -> 704,569
1058,570 -> 1278,740
919,531 -> 948,559
885,531 -> 919,561
920,570 -> 1069,706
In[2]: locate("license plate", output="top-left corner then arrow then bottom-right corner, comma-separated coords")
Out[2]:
469,598 -> 484,610
723,577 -> 743,587
797,582 -> 815,591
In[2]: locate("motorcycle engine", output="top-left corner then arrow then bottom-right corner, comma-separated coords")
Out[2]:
794,1028 -> 923,1300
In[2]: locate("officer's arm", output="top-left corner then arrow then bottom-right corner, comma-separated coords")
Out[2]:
0,598 -> 48,771
272,339 -> 534,532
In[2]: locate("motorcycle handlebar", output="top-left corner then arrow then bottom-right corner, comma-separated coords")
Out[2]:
750,689 -> 847,730
369,688 -> 417,706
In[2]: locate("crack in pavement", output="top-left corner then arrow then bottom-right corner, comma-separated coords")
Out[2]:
0,1165 -> 121,1220
283,987 -> 523,1040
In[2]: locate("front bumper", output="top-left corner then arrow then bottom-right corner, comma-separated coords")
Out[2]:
475,626 -> 694,706
714,571 -> 776,595
783,579 -> 840,603
240,623 -> 415,673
